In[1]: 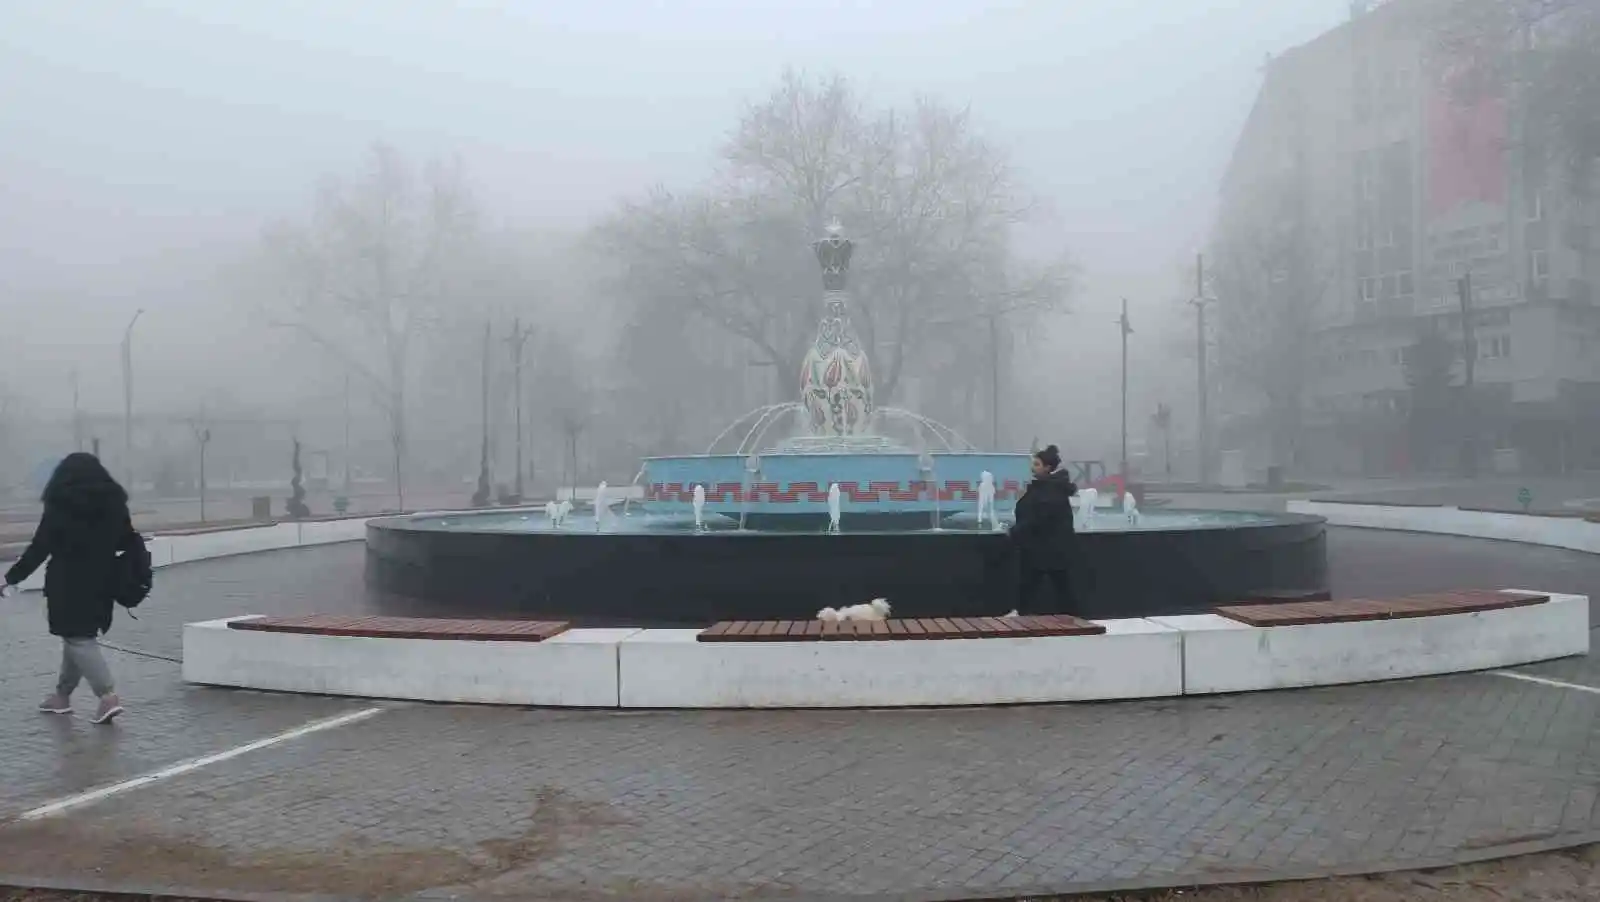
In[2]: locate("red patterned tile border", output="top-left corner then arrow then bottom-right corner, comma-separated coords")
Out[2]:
647,479 -> 1026,504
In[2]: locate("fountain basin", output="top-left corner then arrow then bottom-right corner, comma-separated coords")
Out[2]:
364,509 -> 1328,624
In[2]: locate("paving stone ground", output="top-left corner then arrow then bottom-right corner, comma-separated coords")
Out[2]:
0,529 -> 1598,900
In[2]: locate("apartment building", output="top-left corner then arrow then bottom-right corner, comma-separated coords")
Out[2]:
1213,0 -> 1599,476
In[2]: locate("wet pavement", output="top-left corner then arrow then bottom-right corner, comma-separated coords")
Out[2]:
0,529 -> 1598,900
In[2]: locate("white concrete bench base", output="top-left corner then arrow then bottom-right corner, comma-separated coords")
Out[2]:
182,592 -> 1590,709
183,617 -> 626,708
617,618 -> 1181,708
1287,500 -> 1600,553
1154,592 -> 1589,695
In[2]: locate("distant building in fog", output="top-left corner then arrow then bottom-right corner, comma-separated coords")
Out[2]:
1212,0 -> 1599,476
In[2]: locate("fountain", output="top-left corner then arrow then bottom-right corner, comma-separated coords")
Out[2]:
592,481 -> 609,533
977,471 -> 996,531
366,222 -> 1327,624
1078,487 -> 1100,531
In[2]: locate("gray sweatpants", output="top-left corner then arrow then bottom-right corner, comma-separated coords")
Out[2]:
57,637 -> 115,698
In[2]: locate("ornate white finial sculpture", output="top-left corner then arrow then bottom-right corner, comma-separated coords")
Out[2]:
800,221 -> 875,437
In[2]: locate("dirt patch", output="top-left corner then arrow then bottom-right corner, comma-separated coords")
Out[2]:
0,787 -> 624,899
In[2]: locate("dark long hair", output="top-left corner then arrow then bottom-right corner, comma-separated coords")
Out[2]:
42,453 -> 129,524
1034,444 -> 1062,472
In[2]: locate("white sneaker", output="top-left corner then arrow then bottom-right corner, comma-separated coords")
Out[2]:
91,694 -> 124,725
38,694 -> 72,715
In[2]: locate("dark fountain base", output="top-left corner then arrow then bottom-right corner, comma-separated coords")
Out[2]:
365,512 -> 1328,626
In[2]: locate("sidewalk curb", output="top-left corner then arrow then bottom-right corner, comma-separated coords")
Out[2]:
3,828 -> 1596,902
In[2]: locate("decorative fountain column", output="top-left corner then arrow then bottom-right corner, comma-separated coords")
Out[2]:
800,221 -> 875,440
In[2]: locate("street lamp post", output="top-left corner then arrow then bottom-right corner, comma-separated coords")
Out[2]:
505,318 -> 535,502
987,311 -> 1001,449
121,309 -> 144,492
342,368 -> 352,493
1190,255 -> 1212,484
1457,272 -> 1477,477
473,321 -> 492,507
71,368 -> 84,453
1119,299 -> 1133,484
191,421 -> 212,522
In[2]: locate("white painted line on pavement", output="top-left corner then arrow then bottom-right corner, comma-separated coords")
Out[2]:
21,706 -> 384,820
1491,671 -> 1600,695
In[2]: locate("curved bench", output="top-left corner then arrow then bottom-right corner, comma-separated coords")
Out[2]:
184,588 -> 1589,709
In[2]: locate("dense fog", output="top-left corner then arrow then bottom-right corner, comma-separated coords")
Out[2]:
8,1 -> 1588,512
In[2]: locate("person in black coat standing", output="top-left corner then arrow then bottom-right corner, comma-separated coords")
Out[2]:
4,453 -> 136,723
1009,444 -> 1078,615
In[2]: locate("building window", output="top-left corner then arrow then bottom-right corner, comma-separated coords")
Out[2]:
1530,250 -> 1551,284
1528,190 -> 1544,222
1359,277 -> 1378,302
1480,335 -> 1511,359
1397,270 -> 1415,298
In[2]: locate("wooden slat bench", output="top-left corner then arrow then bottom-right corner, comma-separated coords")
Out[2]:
228,614 -> 571,642
697,615 -> 1105,642
1215,589 -> 1548,627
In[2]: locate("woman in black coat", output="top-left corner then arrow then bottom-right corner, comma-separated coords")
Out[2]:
1009,444 -> 1078,615
4,453 -> 136,723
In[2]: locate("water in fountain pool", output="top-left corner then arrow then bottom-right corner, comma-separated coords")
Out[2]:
421,508 -> 1275,535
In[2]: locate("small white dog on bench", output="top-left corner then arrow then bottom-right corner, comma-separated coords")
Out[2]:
816,598 -> 892,622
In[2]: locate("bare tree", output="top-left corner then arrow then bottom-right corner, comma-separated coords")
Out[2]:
1403,324 -> 1461,470
595,189 -> 819,382
261,144 -> 477,510
1430,0 -> 1599,186
724,71 -> 869,232
1210,170 -> 1340,470
841,98 -> 1072,401
598,71 -> 1072,411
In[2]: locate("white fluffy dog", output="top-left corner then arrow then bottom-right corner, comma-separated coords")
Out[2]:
817,598 -> 891,622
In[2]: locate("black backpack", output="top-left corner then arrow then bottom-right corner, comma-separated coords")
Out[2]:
114,530 -> 153,610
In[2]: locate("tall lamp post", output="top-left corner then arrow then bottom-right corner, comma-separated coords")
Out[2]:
1190,255 -> 1212,484
1457,272 -> 1477,477
1119,299 -> 1133,485
121,309 -> 144,492
473,321 -> 492,508
505,318 -> 536,502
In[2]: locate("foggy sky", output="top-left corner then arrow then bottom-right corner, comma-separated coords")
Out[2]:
1,0 -> 1340,420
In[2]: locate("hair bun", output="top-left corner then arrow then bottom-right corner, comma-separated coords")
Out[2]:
1044,444 -> 1059,455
